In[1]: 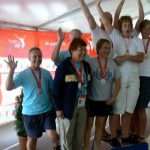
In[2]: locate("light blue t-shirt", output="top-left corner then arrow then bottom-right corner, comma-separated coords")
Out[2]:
13,68 -> 53,115
55,51 -> 90,66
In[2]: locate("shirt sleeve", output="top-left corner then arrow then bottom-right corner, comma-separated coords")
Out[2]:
13,72 -> 23,88
136,38 -> 144,53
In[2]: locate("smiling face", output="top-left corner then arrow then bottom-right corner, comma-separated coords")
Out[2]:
96,39 -> 110,58
71,46 -> 86,62
99,42 -> 110,58
69,38 -> 87,62
28,48 -> 42,69
141,24 -> 150,39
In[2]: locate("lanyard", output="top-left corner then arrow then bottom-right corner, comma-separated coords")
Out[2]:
97,56 -> 108,79
71,60 -> 83,83
143,38 -> 150,54
123,37 -> 131,53
29,67 -> 42,90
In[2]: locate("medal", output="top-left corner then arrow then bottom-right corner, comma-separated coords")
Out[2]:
97,56 -> 108,84
100,79 -> 106,84
144,53 -> 149,59
125,50 -> 129,55
38,88 -> 42,94
124,37 -> 131,56
78,82 -> 82,89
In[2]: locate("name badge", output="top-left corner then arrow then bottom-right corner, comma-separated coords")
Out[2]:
77,95 -> 86,108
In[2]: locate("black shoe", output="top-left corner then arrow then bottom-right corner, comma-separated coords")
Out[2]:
110,138 -> 121,147
54,145 -> 61,150
122,136 -> 139,145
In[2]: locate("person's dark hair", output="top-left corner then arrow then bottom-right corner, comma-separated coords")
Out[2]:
118,16 -> 133,33
68,38 -> 87,55
29,47 -> 41,54
139,19 -> 150,32
96,39 -> 110,54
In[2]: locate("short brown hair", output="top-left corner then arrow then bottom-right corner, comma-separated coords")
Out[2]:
96,39 -> 110,54
118,16 -> 133,33
68,38 -> 87,54
29,47 -> 41,54
139,19 -> 150,32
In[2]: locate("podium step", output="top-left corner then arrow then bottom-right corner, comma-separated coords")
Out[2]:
112,143 -> 148,150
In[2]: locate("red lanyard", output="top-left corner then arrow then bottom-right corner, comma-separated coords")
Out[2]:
97,56 -> 108,79
71,60 -> 83,83
143,38 -> 150,54
29,67 -> 42,90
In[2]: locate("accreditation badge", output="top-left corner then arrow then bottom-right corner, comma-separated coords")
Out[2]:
77,95 -> 86,108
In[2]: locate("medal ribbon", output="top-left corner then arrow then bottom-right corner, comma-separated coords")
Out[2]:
123,36 -> 131,53
71,60 -> 83,83
29,67 -> 42,90
144,37 -> 150,54
97,56 -> 108,79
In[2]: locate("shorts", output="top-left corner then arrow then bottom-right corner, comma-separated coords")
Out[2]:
23,109 -> 56,139
136,76 -> 150,108
113,75 -> 139,114
86,98 -> 113,117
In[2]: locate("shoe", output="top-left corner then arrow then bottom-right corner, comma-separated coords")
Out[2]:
110,138 -> 121,147
102,132 -> 111,142
121,136 -> 139,145
117,129 -> 122,138
53,145 -> 61,150
138,136 -> 146,144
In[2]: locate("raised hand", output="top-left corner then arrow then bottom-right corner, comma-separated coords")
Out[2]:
57,28 -> 65,42
4,55 -> 18,71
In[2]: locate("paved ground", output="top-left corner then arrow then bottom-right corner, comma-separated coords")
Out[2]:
0,107 -> 150,150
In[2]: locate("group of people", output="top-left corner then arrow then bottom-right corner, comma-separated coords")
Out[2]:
5,0 -> 150,150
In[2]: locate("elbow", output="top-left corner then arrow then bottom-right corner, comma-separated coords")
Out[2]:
5,87 -> 13,91
5,85 -> 14,91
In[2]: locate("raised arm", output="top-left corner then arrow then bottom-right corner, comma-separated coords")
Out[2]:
5,55 -> 18,91
51,28 -> 65,62
79,0 -> 97,30
113,0 -> 125,28
94,0 -> 113,34
135,0 -> 144,33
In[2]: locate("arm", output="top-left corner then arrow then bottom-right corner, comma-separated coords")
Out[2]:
125,52 -> 144,62
135,0 -> 144,33
79,0 -> 97,30
106,78 -> 121,105
113,0 -> 125,28
5,55 -> 18,91
94,0 -> 113,34
115,52 -> 144,64
51,28 -> 65,62
52,64 -> 65,118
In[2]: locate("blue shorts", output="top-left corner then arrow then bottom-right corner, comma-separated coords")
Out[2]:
23,110 -> 56,139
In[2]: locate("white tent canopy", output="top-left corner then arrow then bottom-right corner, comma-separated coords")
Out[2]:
0,0 -> 150,32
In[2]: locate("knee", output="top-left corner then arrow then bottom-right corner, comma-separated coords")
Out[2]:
47,131 -> 59,143
86,120 -> 94,130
